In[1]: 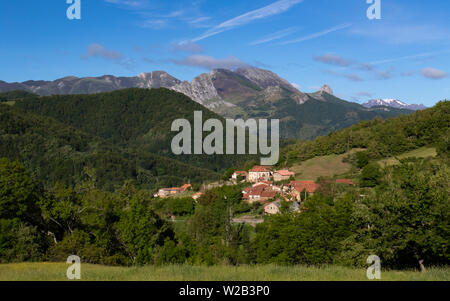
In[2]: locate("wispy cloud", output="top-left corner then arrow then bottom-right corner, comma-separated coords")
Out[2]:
82,43 -> 135,69
82,43 -> 124,61
171,41 -> 204,53
192,0 -> 303,42
350,24 -> 450,44
421,67 -> 448,80
104,0 -> 149,9
369,49 -> 450,66
325,69 -> 364,82
280,23 -> 351,45
171,55 -> 249,70
313,54 -> 352,67
140,19 -> 168,29
250,27 -> 299,46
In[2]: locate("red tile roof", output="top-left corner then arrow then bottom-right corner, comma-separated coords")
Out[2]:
289,181 -> 320,194
244,184 -> 277,199
249,166 -> 272,172
233,171 -> 247,175
260,191 -> 277,198
335,179 -> 354,185
275,170 -> 295,176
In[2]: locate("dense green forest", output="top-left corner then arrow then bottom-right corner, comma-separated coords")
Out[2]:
1,101 -> 448,269
0,90 -> 37,102
14,88 -> 255,172
0,104 -> 219,191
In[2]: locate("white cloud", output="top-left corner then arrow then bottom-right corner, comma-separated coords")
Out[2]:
280,23 -> 351,45
421,68 -> 448,79
171,55 -> 249,70
82,43 -> 135,69
192,0 -> 303,42
82,43 -> 123,60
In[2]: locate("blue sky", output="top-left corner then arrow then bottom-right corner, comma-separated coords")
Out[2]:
1,0 -> 449,106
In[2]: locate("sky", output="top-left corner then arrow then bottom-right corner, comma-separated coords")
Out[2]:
1,0 -> 449,106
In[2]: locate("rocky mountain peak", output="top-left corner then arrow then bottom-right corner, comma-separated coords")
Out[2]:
318,85 -> 333,95
137,71 -> 181,89
235,67 -> 299,92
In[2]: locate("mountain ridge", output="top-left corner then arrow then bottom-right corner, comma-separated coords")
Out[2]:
362,98 -> 427,111
1,68 -> 415,139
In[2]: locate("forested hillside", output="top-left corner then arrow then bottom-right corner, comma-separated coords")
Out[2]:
0,104 -> 219,190
280,100 -> 449,165
0,90 -> 37,102
15,88 -> 255,172
0,100 -> 448,269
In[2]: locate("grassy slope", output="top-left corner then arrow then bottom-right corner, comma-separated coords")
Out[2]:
1,263 -> 448,281
378,147 -> 437,167
291,149 -> 363,180
290,146 -> 438,181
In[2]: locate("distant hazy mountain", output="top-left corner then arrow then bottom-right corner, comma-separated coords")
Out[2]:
362,99 -> 427,111
0,71 -> 181,96
0,67 -> 414,139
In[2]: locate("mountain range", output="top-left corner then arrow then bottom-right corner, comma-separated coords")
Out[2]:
362,99 -> 427,111
0,67 -> 415,139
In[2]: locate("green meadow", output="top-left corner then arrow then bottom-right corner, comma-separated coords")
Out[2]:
1,263 -> 448,281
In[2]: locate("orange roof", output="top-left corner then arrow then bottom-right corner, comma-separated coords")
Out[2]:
276,170 -> 295,176
180,184 -> 192,191
289,181 -> 320,194
244,184 -> 276,198
249,166 -> 272,172
233,171 -> 247,175
260,191 -> 277,198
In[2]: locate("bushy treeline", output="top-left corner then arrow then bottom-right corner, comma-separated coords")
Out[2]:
0,90 -> 37,102
0,158 -> 252,265
1,156 -> 448,269
0,104 -> 219,191
280,101 -> 449,165
256,158 -> 449,269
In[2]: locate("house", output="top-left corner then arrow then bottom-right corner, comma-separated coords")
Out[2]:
273,170 -> 295,182
243,184 -> 277,203
231,171 -> 248,182
248,166 -> 273,182
264,201 -> 281,215
156,187 -> 181,198
156,183 -> 192,198
264,200 -> 301,215
289,180 -> 320,202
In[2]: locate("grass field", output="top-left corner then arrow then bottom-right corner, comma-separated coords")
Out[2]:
0,263 -> 448,281
378,147 -> 437,167
291,149 -> 364,180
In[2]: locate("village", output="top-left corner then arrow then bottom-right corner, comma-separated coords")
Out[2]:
155,165 -> 354,216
